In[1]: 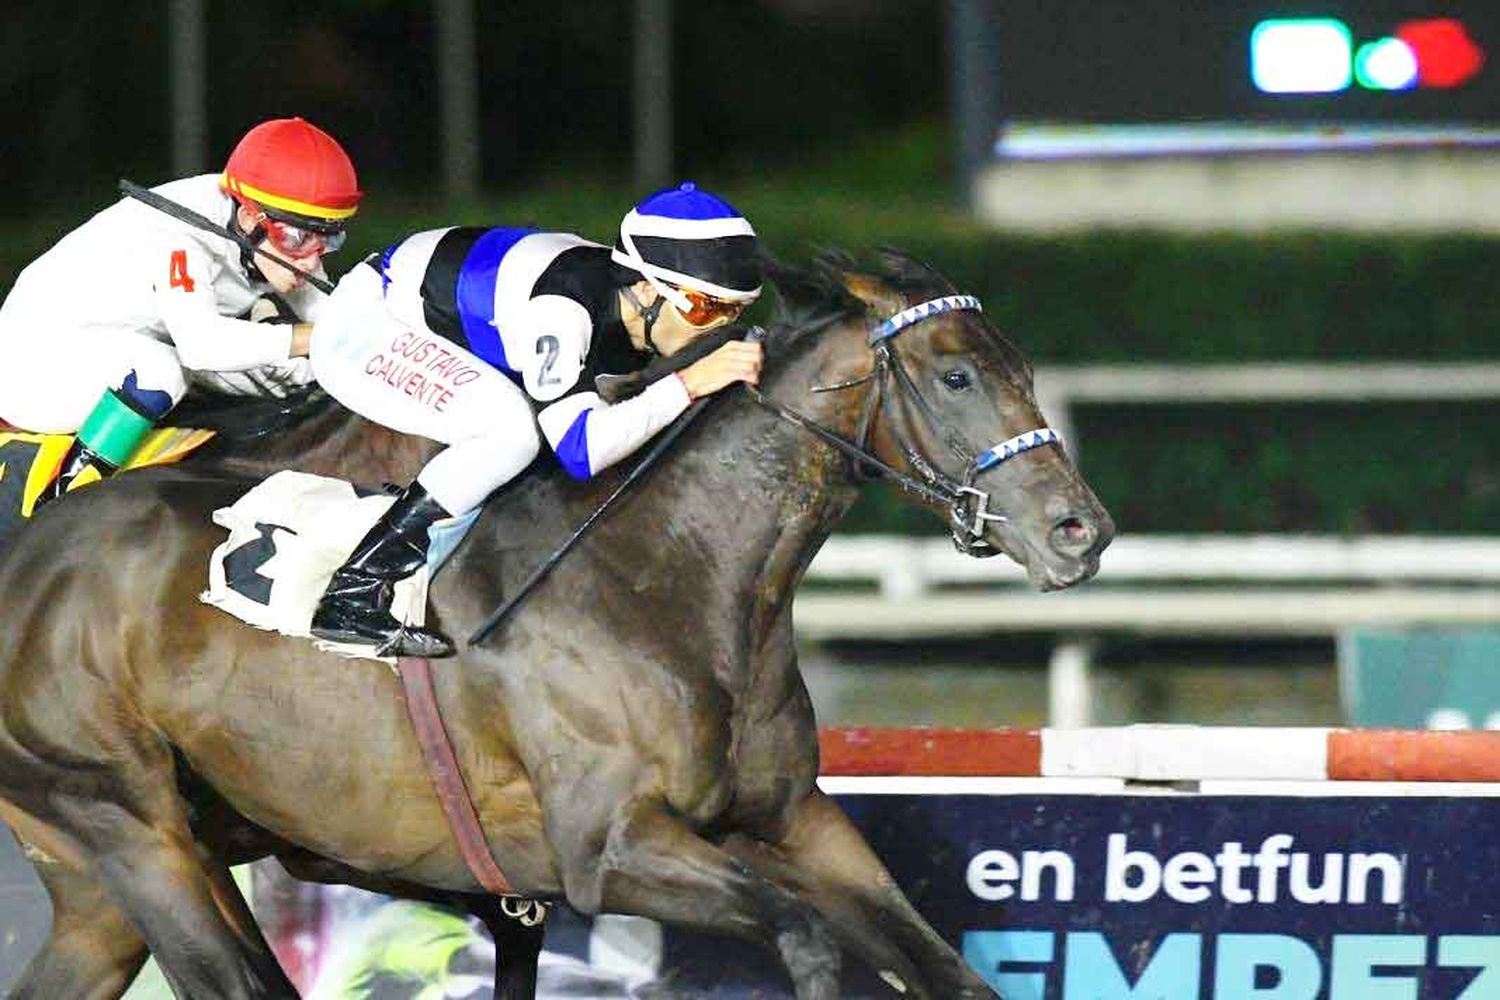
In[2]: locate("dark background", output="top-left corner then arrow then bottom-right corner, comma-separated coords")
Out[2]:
996,2 -> 1500,123
3,1 -> 946,212
8,2 -> 1499,213
4,1 -> 1499,535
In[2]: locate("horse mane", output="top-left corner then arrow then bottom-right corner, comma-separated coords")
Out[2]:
766,248 -> 1031,383
764,248 -> 958,337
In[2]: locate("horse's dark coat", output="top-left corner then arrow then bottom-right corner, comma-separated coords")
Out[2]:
0,255 -> 1111,999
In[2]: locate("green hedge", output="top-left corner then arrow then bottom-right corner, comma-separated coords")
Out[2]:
841,400 -> 1500,536
907,233 -> 1500,363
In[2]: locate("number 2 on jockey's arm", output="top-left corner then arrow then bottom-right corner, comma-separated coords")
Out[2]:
517,296 -> 590,403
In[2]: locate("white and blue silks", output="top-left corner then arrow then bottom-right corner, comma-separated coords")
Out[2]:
311,226 -> 691,513
312,184 -> 758,518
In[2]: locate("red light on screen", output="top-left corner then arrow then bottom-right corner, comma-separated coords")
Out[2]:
1395,18 -> 1485,89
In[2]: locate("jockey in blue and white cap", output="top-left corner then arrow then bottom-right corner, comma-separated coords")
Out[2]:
306,182 -> 766,657
611,182 -> 763,351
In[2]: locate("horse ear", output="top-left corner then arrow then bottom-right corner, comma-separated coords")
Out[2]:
840,272 -> 906,318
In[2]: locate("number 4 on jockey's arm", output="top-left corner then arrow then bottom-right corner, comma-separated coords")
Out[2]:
0,116 -> 361,505
306,182 -> 766,659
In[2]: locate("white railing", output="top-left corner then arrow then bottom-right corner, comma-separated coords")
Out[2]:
798,534 -> 1500,731
1032,361 -> 1500,455
799,535 -> 1500,639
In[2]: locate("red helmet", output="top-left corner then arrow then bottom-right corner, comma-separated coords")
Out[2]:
221,117 -> 361,233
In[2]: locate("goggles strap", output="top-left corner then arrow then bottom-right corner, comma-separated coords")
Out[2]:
619,232 -> 694,311
230,206 -> 269,281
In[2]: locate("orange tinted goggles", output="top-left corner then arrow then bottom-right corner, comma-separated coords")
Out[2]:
674,287 -> 745,328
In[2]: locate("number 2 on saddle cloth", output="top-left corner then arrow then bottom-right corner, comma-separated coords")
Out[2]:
0,423 -> 216,535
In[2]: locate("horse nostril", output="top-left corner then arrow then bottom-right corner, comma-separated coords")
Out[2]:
1050,516 -> 1097,556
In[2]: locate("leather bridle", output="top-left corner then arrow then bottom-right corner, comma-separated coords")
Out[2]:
748,294 -> 1061,556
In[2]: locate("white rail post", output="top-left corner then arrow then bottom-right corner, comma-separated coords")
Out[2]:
1048,638 -> 1096,728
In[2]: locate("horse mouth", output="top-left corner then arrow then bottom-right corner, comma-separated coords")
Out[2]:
984,523 -> 1106,592
1036,555 -> 1100,591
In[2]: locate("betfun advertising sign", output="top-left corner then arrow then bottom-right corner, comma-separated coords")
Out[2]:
650,789 -> 1500,998
11,785 -> 1499,998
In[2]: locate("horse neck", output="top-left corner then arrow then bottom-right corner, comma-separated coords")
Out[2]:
650,337 -> 864,645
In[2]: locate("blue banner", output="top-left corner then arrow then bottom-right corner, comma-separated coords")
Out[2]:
12,790 -> 1499,998
653,792 -> 1500,998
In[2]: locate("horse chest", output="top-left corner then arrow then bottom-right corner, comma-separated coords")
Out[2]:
713,713 -> 820,838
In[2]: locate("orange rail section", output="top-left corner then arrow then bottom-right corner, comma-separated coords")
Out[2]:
818,727 -> 1500,781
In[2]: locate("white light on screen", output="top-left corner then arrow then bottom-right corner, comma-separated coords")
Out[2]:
1251,19 -> 1354,94
1356,37 -> 1419,91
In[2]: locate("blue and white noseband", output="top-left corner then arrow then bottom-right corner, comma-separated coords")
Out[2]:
973,427 -> 1063,473
869,294 -> 1063,554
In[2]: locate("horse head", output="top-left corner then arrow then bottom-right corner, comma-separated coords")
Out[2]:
764,250 -> 1113,590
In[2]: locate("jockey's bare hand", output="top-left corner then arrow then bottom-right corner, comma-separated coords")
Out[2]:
677,339 -> 763,399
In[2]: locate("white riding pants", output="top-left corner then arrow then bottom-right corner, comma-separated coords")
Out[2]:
0,294 -> 187,433
311,263 -> 540,515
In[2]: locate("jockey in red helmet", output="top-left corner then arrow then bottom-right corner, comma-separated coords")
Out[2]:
0,117 -> 361,503
221,116 -> 362,276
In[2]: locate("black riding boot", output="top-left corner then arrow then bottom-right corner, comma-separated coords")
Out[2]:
310,482 -> 456,658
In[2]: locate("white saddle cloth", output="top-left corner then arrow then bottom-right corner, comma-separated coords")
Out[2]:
200,470 -> 430,662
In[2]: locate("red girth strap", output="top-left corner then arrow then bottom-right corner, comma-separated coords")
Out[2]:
396,656 -> 516,896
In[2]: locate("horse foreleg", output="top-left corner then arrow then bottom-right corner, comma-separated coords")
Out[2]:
7,842 -> 147,1000
80,820 -> 299,999
557,797 -> 842,1000
20,760 -> 299,999
719,831 -> 925,995
762,789 -> 1000,999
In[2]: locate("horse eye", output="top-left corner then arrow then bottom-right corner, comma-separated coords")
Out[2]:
941,370 -> 972,392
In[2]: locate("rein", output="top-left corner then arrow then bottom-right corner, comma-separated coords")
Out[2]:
744,386 -> 951,508
471,293 -> 1061,646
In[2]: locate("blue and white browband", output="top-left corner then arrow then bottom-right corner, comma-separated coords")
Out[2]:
869,294 -> 983,344
972,427 -> 1062,473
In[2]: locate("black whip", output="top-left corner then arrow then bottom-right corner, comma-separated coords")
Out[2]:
118,179 -> 335,295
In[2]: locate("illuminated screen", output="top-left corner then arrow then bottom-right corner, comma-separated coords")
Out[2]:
994,3 -> 1500,124
1251,17 -> 1485,93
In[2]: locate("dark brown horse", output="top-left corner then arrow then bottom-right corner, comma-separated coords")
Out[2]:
0,253 -> 1112,999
